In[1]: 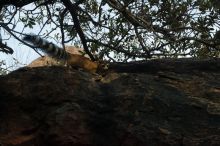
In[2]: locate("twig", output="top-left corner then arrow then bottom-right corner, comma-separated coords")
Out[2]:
0,23 -> 43,57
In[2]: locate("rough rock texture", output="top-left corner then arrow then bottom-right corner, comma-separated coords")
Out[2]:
0,59 -> 220,146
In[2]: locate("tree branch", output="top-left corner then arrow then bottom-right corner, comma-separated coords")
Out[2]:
0,42 -> 14,54
0,23 -> 43,57
0,0 -> 36,7
62,0 -> 95,61
106,0 -> 159,32
87,39 -> 150,59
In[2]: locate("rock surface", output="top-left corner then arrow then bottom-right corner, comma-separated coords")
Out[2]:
0,59 -> 220,146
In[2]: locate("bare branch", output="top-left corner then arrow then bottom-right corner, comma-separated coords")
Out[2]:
0,42 -> 14,54
59,8 -> 68,50
0,23 -> 43,57
62,0 -> 96,61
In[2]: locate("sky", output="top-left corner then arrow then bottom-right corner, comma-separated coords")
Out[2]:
0,30 -> 39,71
0,4 -> 57,71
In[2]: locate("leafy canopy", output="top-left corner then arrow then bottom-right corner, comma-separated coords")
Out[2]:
0,0 -> 220,62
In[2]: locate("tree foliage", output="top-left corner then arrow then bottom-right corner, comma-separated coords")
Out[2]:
0,0 -> 220,62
